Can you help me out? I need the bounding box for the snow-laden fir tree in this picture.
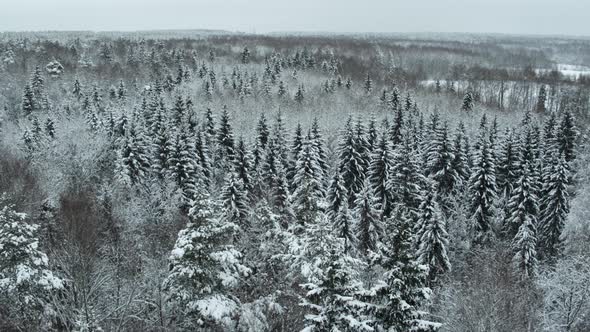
[221,171,250,232]
[538,153,570,258]
[415,181,451,283]
[168,128,201,203]
[355,179,382,255]
[370,207,441,331]
[427,121,458,195]
[253,113,270,170]
[389,134,424,216]
[369,131,394,218]
[333,198,356,254]
[298,215,373,332]
[512,213,538,280]
[292,138,325,226]
[557,110,578,162]
[151,125,173,180]
[310,117,329,179]
[216,106,236,168]
[0,198,63,328]
[234,137,253,196]
[22,84,35,116]
[115,126,151,186]
[327,170,348,224]
[164,190,251,329]
[338,116,368,206]
[504,158,539,239]
[497,129,521,200]
[451,121,470,187]
[468,135,498,244]
[461,91,474,112]
[364,73,373,94]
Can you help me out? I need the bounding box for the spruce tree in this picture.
[369,131,394,218]
[355,180,382,255]
[115,127,151,186]
[461,91,474,112]
[504,160,539,239]
[538,154,570,258]
[221,171,250,231]
[512,215,538,280]
[327,171,348,224]
[371,208,441,331]
[164,192,250,329]
[22,84,35,116]
[415,182,451,282]
[427,121,458,195]
[338,117,368,206]
[468,136,498,244]
[292,139,325,226]
[557,110,578,162]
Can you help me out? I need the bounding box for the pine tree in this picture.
[355,180,382,255]
[468,136,498,244]
[538,153,570,258]
[164,193,250,329]
[415,182,451,282]
[172,95,186,127]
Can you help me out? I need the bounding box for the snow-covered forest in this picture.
[0,31,589,331]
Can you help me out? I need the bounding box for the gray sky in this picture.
[1,0,588,36]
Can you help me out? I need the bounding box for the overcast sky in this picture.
[1,0,588,36]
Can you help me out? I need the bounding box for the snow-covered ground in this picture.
[537,64,590,78]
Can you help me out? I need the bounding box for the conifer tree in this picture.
[538,153,570,258]
[221,171,250,231]
[504,160,539,239]
[461,91,474,112]
[292,139,325,226]
[334,199,356,254]
[468,136,498,244]
[327,171,348,224]
[355,180,382,255]
[234,137,253,195]
[427,121,458,195]
[164,192,250,329]
[536,85,547,113]
[299,216,373,332]
[415,182,451,282]
[22,84,35,116]
[217,106,236,166]
[0,199,63,327]
[497,129,521,199]
[152,126,172,180]
[168,129,200,203]
[364,73,373,94]
[369,131,394,218]
[338,117,368,206]
[557,110,578,162]
[512,215,538,280]
[115,128,151,186]
[294,84,305,104]
[371,208,440,331]
[389,135,424,216]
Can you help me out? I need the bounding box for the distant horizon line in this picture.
[0,28,589,40]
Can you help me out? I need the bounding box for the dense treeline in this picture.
[0,32,589,331]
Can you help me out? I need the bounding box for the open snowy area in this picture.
[1,1,590,331]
